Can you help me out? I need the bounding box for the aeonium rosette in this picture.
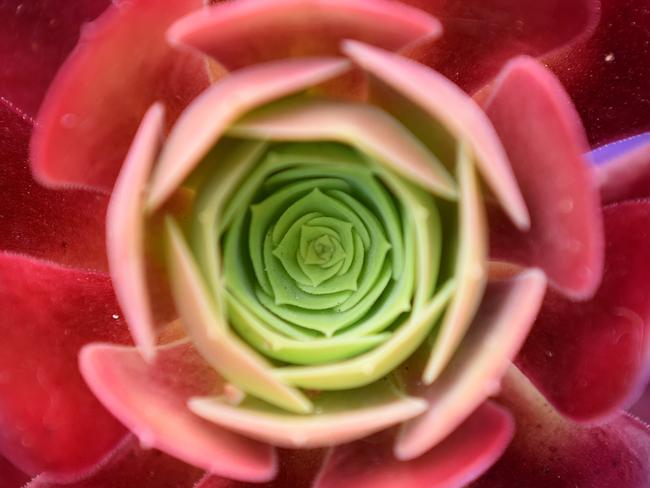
[9,0,650,486]
[74,0,549,478]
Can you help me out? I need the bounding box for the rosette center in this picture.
[243,164,394,336]
[275,208,353,287]
[172,132,457,410]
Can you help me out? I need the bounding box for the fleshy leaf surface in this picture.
[80,340,276,482]
[484,56,603,300]
[229,98,456,199]
[0,0,110,118]
[316,401,513,488]
[397,269,546,460]
[272,280,454,390]
[146,58,350,211]
[166,219,313,414]
[400,0,600,95]
[196,449,326,488]
[0,253,130,481]
[189,381,427,449]
[515,200,650,421]
[0,92,108,271]
[343,41,529,229]
[26,435,203,488]
[107,103,165,360]
[31,0,209,192]
[170,0,441,71]
[472,366,650,487]
[422,141,487,384]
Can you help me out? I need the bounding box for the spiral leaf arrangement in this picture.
[158,86,486,445]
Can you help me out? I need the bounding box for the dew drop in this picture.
[111,313,120,320]
[60,113,78,128]
[558,198,574,213]
[560,238,583,253]
[113,0,134,12]
[223,384,245,405]
[604,52,615,62]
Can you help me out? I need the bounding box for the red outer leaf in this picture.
[0,253,131,482]
[549,0,650,146]
[0,96,109,271]
[170,0,441,71]
[484,56,603,300]
[516,200,650,421]
[196,449,326,488]
[31,0,209,193]
[400,0,600,94]
[315,402,513,488]
[0,0,110,118]
[396,269,546,460]
[472,366,650,487]
[26,435,203,488]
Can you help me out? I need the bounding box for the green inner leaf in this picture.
[173,132,454,405]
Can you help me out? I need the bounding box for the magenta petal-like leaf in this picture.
[516,200,650,421]
[396,269,545,460]
[315,401,513,488]
[0,93,109,271]
[485,56,603,300]
[343,41,529,229]
[146,57,349,211]
[79,341,276,482]
[169,0,440,71]
[0,253,131,481]
[107,103,165,360]
[30,0,209,193]
[400,0,600,94]
[26,435,203,488]
[0,0,109,118]
[472,366,650,487]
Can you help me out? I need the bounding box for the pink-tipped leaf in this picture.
[80,340,277,482]
[107,103,165,361]
[169,0,441,70]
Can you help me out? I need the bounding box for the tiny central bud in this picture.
[303,234,342,267]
